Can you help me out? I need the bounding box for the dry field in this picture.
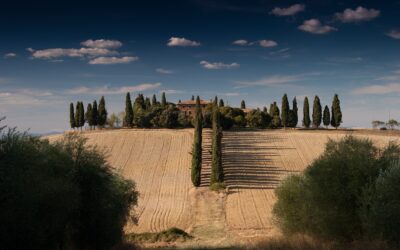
[47,129,194,234]
[46,129,400,247]
[222,129,400,242]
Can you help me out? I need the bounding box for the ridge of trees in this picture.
[68,93,342,130]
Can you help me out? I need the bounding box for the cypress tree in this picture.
[312,95,322,128]
[213,96,218,106]
[134,94,145,111]
[292,97,298,127]
[161,92,167,107]
[124,93,134,128]
[98,96,107,127]
[281,94,289,128]
[323,105,330,128]
[331,94,342,129]
[269,103,274,116]
[92,100,98,127]
[152,94,157,106]
[69,103,76,129]
[241,100,246,109]
[191,95,195,101]
[145,97,151,110]
[75,101,80,130]
[211,103,223,184]
[263,106,268,113]
[219,99,224,107]
[191,96,203,187]
[303,97,311,128]
[79,102,85,129]
[86,103,93,129]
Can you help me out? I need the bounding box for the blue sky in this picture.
[1,0,400,132]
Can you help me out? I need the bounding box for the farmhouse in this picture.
[177,99,210,117]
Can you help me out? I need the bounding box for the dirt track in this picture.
[46,129,400,246]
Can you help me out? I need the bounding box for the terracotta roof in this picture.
[242,108,254,113]
[178,100,210,105]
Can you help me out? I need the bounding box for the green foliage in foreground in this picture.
[126,227,192,243]
[273,136,400,246]
[0,129,138,250]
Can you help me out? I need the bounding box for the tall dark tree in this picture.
[213,96,218,106]
[79,102,85,129]
[85,103,93,129]
[145,97,151,110]
[281,94,289,128]
[263,106,268,113]
[191,95,195,101]
[211,104,223,184]
[303,97,311,128]
[331,94,342,129]
[292,97,298,127]
[98,96,107,127]
[219,99,224,107]
[241,100,246,109]
[312,95,322,128]
[92,100,99,127]
[191,96,203,187]
[161,92,167,107]
[70,103,76,129]
[152,94,157,106]
[124,93,134,128]
[75,101,80,130]
[134,94,145,111]
[323,105,330,128]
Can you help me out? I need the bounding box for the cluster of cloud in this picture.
[387,30,400,39]
[235,75,300,88]
[270,4,305,16]
[335,6,380,23]
[200,60,240,70]
[271,5,381,35]
[232,39,278,48]
[4,53,16,58]
[66,83,161,95]
[298,19,337,35]
[353,70,400,95]
[156,68,174,74]
[27,39,138,65]
[167,37,200,47]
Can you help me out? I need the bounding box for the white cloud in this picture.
[257,40,278,48]
[335,6,380,23]
[219,92,239,96]
[353,83,400,95]
[167,37,201,47]
[232,39,277,48]
[29,47,117,59]
[156,68,174,74]
[0,88,59,106]
[4,53,16,58]
[88,56,138,65]
[66,83,161,95]
[298,19,337,34]
[271,4,305,16]
[232,39,249,46]
[235,75,300,88]
[387,30,400,39]
[200,60,240,70]
[159,89,184,94]
[81,39,122,49]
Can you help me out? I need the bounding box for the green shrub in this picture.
[126,227,191,243]
[0,130,138,249]
[361,160,400,246]
[273,136,400,241]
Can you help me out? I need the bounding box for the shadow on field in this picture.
[222,131,298,190]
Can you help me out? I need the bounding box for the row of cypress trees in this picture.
[191,96,203,186]
[124,92,167,127]
[69,96,108,130]
[302,94,342,129]
[211,97,224,185]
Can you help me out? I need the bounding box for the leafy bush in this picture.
[126,227,191,243]
[361,160,400,246]
[273,136,400,242]
[0,130,138,249]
